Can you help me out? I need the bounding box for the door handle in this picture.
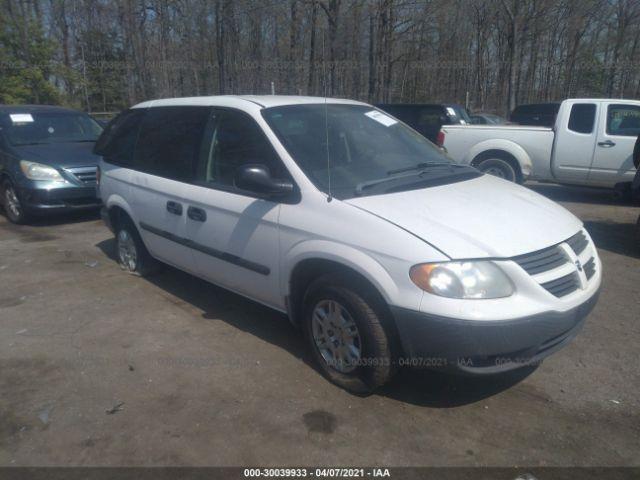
[597,140,616,147]
[166,201,183,215]
[187,206,207,222]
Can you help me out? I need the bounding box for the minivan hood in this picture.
[345,175,582,259]
[11,142,100,168]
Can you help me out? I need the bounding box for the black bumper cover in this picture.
[18,185,101,214]
[390,289,600,375]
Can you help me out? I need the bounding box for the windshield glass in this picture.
[2,111,103,146]
[262,104,479,199]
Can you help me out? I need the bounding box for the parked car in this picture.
[470,113,507,125]
[0,105,103,224]
[510,103,560,127]
[439,98,640,185]
[97,96,601,393]
[376,103,471,143]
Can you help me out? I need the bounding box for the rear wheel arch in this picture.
[471,149,524,183]
[107,205,131,232]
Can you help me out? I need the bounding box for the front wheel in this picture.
[476,158,517,182]
[2,179,29,224]
[303,274,394,394]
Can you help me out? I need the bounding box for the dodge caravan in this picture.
[96,96,601,393]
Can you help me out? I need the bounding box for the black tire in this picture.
[302,273,394,394]
[114,215,160,277]
[476,157,518,182]
[1,179,29,224]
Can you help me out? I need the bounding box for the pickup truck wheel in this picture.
[303,274,394,395]
[476,158,517,182]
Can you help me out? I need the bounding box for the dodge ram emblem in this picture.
[575,259,583,272]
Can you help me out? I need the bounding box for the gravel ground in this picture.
[0,182,638,467]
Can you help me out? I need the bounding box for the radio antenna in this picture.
[322,29,332,202]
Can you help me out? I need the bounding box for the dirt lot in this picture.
[0,183,639,467]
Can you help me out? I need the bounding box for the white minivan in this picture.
[96,96,601,393]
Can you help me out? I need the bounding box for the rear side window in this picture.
[134,106,212,182]
[568,104,596,134]
[510,103,560,127]
[607,104,640,136]
[93,109,144,166]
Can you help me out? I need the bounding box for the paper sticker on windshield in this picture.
[446,107,456,117]
[10,113,34,124]
[365,110,397,127]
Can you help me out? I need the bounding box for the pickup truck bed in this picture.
[440,99,640,188]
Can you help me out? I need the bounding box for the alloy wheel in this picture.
[311,299,362,373]
[117,229,138,272]
[5,185,22,220]
[484,166,507,178]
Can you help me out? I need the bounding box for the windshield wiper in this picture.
[387,162,460,175]
[356,163,472,196]
[355,171,419,195]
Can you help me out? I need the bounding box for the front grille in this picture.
[541,272,580,298]
[583,257,596,280]
[513,245,567,275]
[511,229,596,299]
[566,231,589,255]
[65,166,97,184]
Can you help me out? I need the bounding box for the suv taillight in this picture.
[436,131,445,147]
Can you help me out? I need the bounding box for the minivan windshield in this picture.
[2,112,103,146]
[262,104,480,199]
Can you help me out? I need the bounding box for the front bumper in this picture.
[390,288,600,375]
[17,184,101,215]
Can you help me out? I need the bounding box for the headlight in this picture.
[410,261,514,299]
[20,161,66,182]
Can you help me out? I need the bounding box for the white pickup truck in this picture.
[439,98,640,187]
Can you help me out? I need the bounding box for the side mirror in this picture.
[235,164,294,197]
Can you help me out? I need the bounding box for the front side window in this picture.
[568,103,596,134]
[3,111,102,146]
[94,109,145,167]
[134,106,212,182]
[607,104,640,136]
[196,109,287,187]
[262,104,480,199]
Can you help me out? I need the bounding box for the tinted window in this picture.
[376,105,448,142]
[197,109,287,188]
[568,104,596,134]
[607,104,640,136]
[94,109,145,167]
[446,105,472,123]
[2,111,102,146]
[134,106,212,182]
[510,103,560,127]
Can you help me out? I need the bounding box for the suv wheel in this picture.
[303,274,394,394]
[115,218,160,276]
[477,158,517,182]
[2,179,28,224]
